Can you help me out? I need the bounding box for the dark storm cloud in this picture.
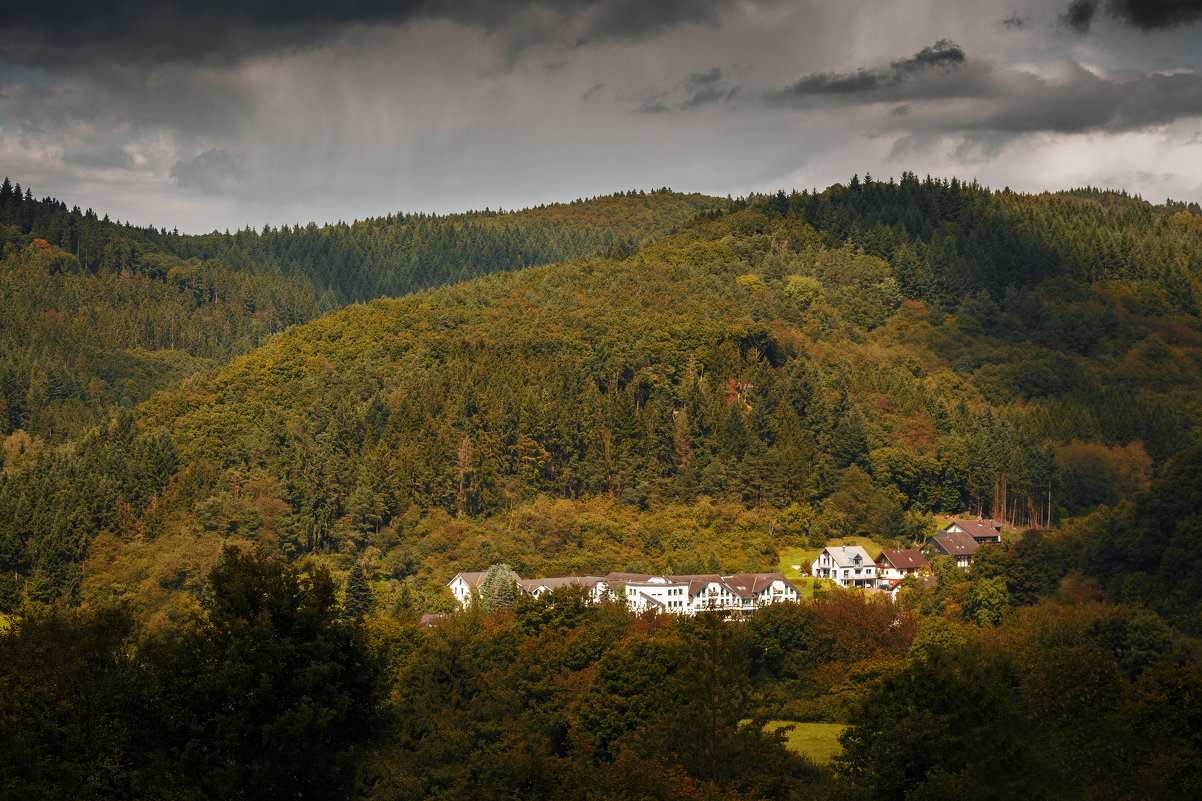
[776,40,966,98]
[771,37,1202,139]
[0,0,737,69]
[572,0,732,44]
[975,69,1202,133]
[1061,0,1099,33]
[1060,0,1202,33]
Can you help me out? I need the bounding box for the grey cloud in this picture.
[771,37,1202,139]
[1001,12,1029,29]
[775,39,966,99]
[634,99,671,114]
[64,145,135,171]
[1059,0,1202,33]
[0,0,739,70]
[582,82,606,102]
[682,85,739,109]
[170,148,246,194]
[686,67,723,88]
[881,61,1202,140]
[681,67,738,109]
[632,66,740,113]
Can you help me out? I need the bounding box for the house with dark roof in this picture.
[874,549,930,588]
[943,518,1003,544]
[924,530,982,569]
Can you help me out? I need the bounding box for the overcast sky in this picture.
[2,0,1201,233]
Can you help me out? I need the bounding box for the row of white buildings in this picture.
[450,520,1004,612]
[449,570,800,616]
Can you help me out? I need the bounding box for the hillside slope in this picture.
[2,176,1201,626]
[1,184,721,444]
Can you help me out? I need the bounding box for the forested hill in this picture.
[0,181,721,444]
[162,189,723,302]
[3,174,1199,628]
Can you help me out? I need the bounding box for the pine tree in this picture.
[343,563,372,621]
[478,563,517,612]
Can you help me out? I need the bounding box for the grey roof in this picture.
[817,545,875,569]
[667,573,726,597]
[722,572,799,597]
[451,571,489,587]
[517,576,607,593]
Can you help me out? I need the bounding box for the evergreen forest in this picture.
[1,174,1200,800]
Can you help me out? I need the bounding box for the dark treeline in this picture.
[163,188,714,303]
[765,173,1202,312]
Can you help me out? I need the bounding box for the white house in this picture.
[811,545,877,588]
[448,568,522,609]
[675,574,736,613]
[616,575,693,614]
[722,572,800,610]
[448,571,489,609]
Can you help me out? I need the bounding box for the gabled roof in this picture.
[817,545,875,569]
[451,568,522,588]
[876,549,929,570]
[668,574,726,597]
[450,571,489,587]
[927,530,980,556]
[517,576,607,593]
[946,518,1002,540]
[721,572,798,597]
[605,572,654,585]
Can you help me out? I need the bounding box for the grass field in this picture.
[778,537,885,581]
[766,721,846,765]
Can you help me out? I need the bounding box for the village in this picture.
[448,518,1004,616]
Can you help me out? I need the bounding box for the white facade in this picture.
[811,546,877,588]
[449,570,800,616]
[448,572,487,609]
[623,576,692,614]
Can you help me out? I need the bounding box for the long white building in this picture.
[449,569,799,615]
